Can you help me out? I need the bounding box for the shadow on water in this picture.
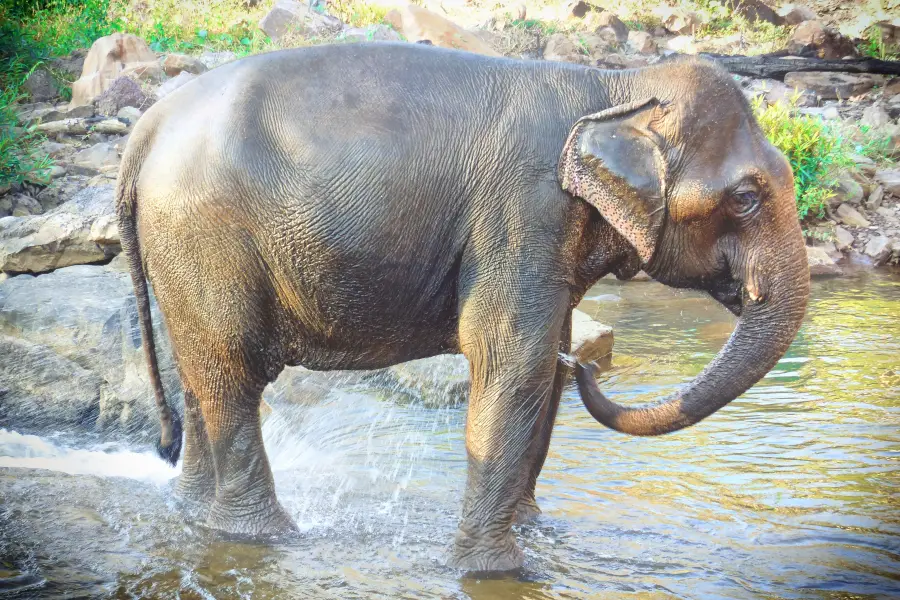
[1,271,899,598]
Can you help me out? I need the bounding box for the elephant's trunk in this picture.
[576,252,809,436]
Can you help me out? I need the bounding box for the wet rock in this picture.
[23,69,58,102]
[806,245,842,276]
[0,262,180,434]
[0,335,104,430]
[259,0,342,41]
[784,72,882,100]
[0,186,119,274]
[70,34,158,107]
[788,20,856,59]
[866,185,885,211]
[627,30,657,54]
[73,143,119,170]
[834,225,854,251]
[96,76,151,116]
[116,106,142,124]
[594,11,629,46]
[570,308,613,363]
[864,236,892,265]
[832,176,864,205]
[155,71,196,100]
[161,53,208,77]
[340,24,403,43]
[836,203,871,228]
[777,3,817,25]
[544,34,586,64]
[861,104,891,129]
[385,5,501,56]
[875,169,900,196]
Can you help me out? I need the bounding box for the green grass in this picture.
[857,24,900,61]
[753,93,855,222]
[329,0,389,28]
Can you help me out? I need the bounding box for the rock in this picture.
[9,194,42,217]
[91,119,128,135]
[875,169,900,196]
[49,49,86,78]
[0,263,180,434]
[95,77,151,116]
[259,0,341,41]
[578,33,614,58]
[864,236,892,265]
[594,54,652,70]
[0,335,105,430]
[35,118,87,136]
[566,0,590,19]
[764,79,816,107]
[627,30,657,54]
[661,9,701,36]
[155,71,196,101]
[788,20,857,59]
[875,206,895,219]
[834,225,854,251]
[23,69,58,102]
[385,5,501,56]
[884,78,900,100]
[851,154,877,177]
[197,51,237,69]
[543,33,586,63]
[783,72,882,100]
[832,175,864,205]
[720,0,784,25]
[35,177,89,212]
[861,104,891,129]
[340,24,403,43]
[806,245,842,276]
[0,186,120,274]
[70,34,158,108]
[88,213,119,245]
[866,185,884,211]
[73,143,119,170]
[836,203,871,228]
[161,53,208,77]
[30,104,96,125]
[570,308,613,364]
[777,3,817,25]
[116,106,142,124]
[594,11,628,46]
[119,61,164,83]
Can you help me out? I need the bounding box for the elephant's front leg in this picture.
[450,287,569,572]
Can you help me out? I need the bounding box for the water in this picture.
[2,272,899,599]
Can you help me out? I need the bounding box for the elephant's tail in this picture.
[115,140,182,466]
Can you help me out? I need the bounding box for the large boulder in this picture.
[23,69,58,102]
[543,33,586,64]
[95,76,151,116]
[783,72,882,100]
[384,4,501,56]
[0,186,120,274]
[594,11,629,46]
[259,0,342,41]
[875,169,900,196]
[70,34,158,108]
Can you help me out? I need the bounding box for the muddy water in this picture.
[1,272,899,599]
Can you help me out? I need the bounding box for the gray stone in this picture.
[73,142,118,170]
[594,11,629,45]
[661,9,701,35]
[0,186,120,274]
[35,176,89,212]
[806,245,841,276]
[788,20,856,59]
[861,104,891,129]
[23,69,58,102]
[10,194,42,217]
[836,203,871,228]
[91,119,128,135]
[155,71,196,100]
[340,24,403,43]
[864,236,892,265]
[851,154,877,177]
[833,176,864,205]
[866,185,885,210]
[161,53,208,77]
[35,118,87,136]
[777,4,817,25]
[875,206,895,218]
[784,72,883,100]
[95,77,150,116]
[116,106,142,124]
[39,140,67,157]
[259,0,341,41]
[875,169,900,196]
[197,51,237,69]
[626,30,657,54]
[543,33,586,64]
[834,225,854,251]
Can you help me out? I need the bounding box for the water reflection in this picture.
[1,271,899,598]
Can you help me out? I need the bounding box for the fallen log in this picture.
[692,53,900,80]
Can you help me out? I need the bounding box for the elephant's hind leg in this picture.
[174,385,216,507]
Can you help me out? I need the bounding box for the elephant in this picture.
[116,42,809,572]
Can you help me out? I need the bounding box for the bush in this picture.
[752,93,855,221]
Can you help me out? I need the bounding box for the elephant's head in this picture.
[558,57,809,436]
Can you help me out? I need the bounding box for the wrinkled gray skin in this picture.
[117,43,809,572]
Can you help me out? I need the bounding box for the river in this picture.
[1,272,898,599]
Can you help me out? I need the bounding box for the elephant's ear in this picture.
[559,98,669,264]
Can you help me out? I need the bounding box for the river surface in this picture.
[1,272,899,599]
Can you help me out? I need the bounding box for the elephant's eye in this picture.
[732,190,760,217]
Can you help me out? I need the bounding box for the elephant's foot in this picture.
[514,496,542,525]
[174,473,216,505]
[449,527,524,573]
[205,495,298,538]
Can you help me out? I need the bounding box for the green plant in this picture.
[753,93,854,221]
[329,0,389,28]
[858,24,900,60]
[0,61,52,188]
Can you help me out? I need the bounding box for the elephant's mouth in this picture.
[707,278,743,317]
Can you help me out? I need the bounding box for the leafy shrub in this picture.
[858,24,900,60]
[329,0,389,28]
[752,94,854,221]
